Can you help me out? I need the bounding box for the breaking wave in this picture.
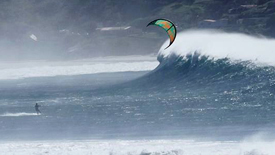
[146,30,275,93]
[1,139,275,155]
[122,30,275,127]
[0,56,158,80]
[158,30,275,65]
[1,139,274,155]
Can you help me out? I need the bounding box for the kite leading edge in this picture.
[147,19,177,49]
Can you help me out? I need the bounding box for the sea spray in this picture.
[158,30,275,66]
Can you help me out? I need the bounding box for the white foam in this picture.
[0,56,159,80]
[0,113,38,117]
[0,139,273,155]
[159,30,275,65]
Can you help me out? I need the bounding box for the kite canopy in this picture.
[147,19,177,49]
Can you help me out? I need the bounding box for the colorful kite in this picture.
[147,19,177,49]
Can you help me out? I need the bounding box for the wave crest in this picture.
[158,30,275,66]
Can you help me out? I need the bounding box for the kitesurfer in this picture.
[35,103,41,115]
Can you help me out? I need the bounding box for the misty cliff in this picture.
[0,0,275,60]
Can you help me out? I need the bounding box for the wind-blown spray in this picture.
[159,30,275,65]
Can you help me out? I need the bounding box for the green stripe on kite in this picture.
[147,19,177,49]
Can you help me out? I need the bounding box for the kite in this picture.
[147,19,177,49]
[30,34,38,41]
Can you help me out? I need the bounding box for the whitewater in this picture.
[0,55,158,80]
[159,30,275,65]
[1,30,275,155]
[1,139,274,155]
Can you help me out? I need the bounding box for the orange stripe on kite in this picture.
[147,18,177,49]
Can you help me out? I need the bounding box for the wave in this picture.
[120,31,275,120]
[141,30,275,89]
[0,113,38,117]
[0,61,158,80]
[158,30,275,66]
[0,139,274,155]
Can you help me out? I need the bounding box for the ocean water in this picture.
[1,31,275,154]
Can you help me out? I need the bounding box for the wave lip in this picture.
[158,30,275,66]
